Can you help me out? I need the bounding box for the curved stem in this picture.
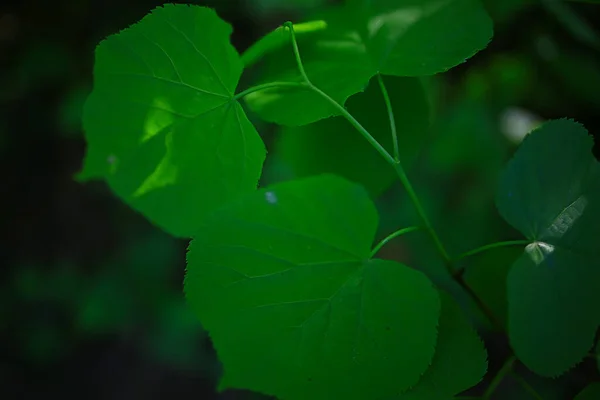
[455,240,529,262]
[370,226,420,258]
[234,81,307,100]
[283,22,502,333]
[483,355,516,400]
[377,74,400,162]
[283,21,311,83]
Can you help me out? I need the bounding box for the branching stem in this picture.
[283,22,507,333]
[234,81,307,101]
[238,22,525,398]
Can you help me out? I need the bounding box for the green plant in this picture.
[78,2,600,399]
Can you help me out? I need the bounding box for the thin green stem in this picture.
[283,21,311,83]
[377,74,400,162]
[234,81,307,101]
[392,163,452,266]
[309,85,396,164]
[509,371,544,400]
[282,22,395,165]
[283,22,502,333]
[455,240,530,262]
[370,226,420,258]
[483,355,516,400]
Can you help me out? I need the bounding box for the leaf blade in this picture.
[79,4,266,237]
[185,174,441,399]
[496,119,600,376]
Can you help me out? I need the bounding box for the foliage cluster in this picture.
[78,2,600,399]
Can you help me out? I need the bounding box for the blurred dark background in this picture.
[1,0,600,399]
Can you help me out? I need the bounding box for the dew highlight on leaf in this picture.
[265,191,278,204]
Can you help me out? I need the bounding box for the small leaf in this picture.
[496,119,600,377]
[79,4,266,237]
[276,75,430,197]
[574,382,600,400]
[397,292,487,400]
[244,0,492,125]
[185,174,440,400]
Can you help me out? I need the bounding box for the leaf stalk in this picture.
[369,226,420,258]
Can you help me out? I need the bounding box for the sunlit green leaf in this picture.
[276,75,430,197]
[185,174,440,400]
[79,4,266,237]
[496,119,600,377]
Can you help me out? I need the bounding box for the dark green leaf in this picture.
[496,119,600,377]
[574,383,600,400]
[276,75,430,197]
[397,292,487,400]
[185,174,440,400]
[79,4,266,237]
[244,0,492,125]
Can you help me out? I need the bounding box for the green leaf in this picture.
[185,174,440,400]
[243,0,492,126]
[496,119,600,377]
[574,383,600,400]
[397,292,487,400]
[243,23,374,126]
[275,75,430,197]
[79,4,266,237]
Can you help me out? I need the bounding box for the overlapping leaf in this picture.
[496,119,600,377]
[276,75,430,197]
[185,174,440,400]
[79,4,266,237]
[243,0,493,125]
[395,292,488,400]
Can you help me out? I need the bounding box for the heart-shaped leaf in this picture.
[185,174,440,400]
[79,4,266,237]
[496,119,600,377]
